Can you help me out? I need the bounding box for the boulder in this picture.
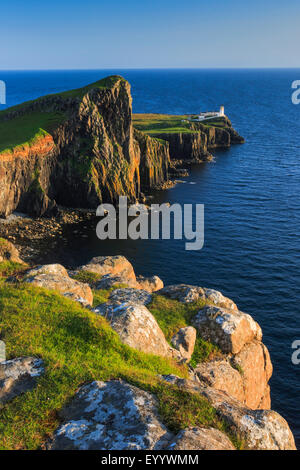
[109,288,152,306]
[167,427,235,450]
[94,302,176,358]
[95,274,136,290]
[232,341,272,409]
[80,256,136,283]
[48,380,174,450]
[0,357,44,406]
[193,305,262,354]
[137,275,164,293]
[171,327,197,361]
[0,238,24,264]
[195,359,245,404]
[23,264,93,306]
[158,284,237,310]
[161,375,296,450]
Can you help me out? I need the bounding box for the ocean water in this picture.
[1,69,300,446]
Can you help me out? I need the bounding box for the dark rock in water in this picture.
[47,380,174,450]
[0,357,44,405]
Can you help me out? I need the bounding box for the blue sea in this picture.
[1,69,300,446]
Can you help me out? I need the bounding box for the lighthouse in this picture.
[219,105,225,116]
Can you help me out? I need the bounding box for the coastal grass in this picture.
[0,111,66,154]
[0,265,231,449]
[148,294,221,365]
[133,113,227,136]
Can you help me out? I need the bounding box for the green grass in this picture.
[133,113,228,136]
[148,295,221,364]
[0,263,237,449]
[0,261,27,279]
[0,111,66,154]
[71,270,102,287]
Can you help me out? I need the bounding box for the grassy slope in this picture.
[0,75,124,155]
[0,263,232,450]
[133,113,227,136]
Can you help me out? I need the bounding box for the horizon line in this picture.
[1,66,300,72]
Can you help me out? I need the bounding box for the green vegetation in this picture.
[0,261,26,279]
[71,270,102,287]
[148,295,220,364]
[133,113,228,136]
[0,263,235,449]
[0,111,65,154]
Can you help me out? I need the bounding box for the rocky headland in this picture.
[0,240,296,450]
[0,76,244,219]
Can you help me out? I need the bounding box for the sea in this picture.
[1,68,300,446]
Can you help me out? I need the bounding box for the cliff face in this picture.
[152,117,245,161]
[0,77,169,217]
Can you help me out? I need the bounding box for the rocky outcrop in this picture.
[161,375,296,450]
[167,427,235,450]
[108,287,152,305]
[148,117,244,162]
[0,238,24,264]
[136,275,164,292]
[0,357,44,406]
[171,327,197,361]
[23,263,93,306]
[94,301,177,359]
[158,284,237,309]
[0,76,170,218]
[48,380,174,450]
[80,255,136,283]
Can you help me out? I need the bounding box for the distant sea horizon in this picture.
[1,68,300,447]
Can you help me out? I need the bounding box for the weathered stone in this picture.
[109,288,152,306]
[167,427,235,450]
[161,375,296,450]
[80,256,136,284]
[23,264,93,306]
[193,305,262,354]
[0,357,44,405]
[137,275,164,293]
[0,238,24,264]
[94,302,175,358]
[0,341,6,362]
[195,359,244,403]
[171,327,197,361]
[158,284,237,310]
[95,274,136,290]
[232,341,272,409]
[48,380,174,450]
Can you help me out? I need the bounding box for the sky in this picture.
[0,0,299,70]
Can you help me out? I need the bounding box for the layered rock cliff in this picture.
[0,76,170,218]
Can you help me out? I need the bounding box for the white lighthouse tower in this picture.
[219,105,225,116]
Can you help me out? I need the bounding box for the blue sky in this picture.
[0,0,299,69]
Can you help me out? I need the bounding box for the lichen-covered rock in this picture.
[0,238,24,264]
[93,302,176,358]
[80,256,136,284]
[137,275,164,293]
[171,327,197,361]
[95,274,136,290]
[0,357,44,405]
[167,427,235,450]
[158,284,237,310]
[161,375,296,450]
[48,380,174,450]
[195,359,244,403]
[109,288,152,306]
[193,305,262,354]
[23,264,93,306]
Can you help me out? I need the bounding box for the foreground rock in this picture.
[94,302,176,358]
[109,288,152,306]
[137,275,164,293]
[161,375,296,450]
[23,264,93,306]
[193,305,262,354]
[167,427,235,450]
[48,380,174,450]
[0,357,44,406]
[158,284,237,310]
[171,327,197,361]
[80,256,136,283]
[0,238,24,264]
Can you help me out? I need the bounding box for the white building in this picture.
[196,105,225,121]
